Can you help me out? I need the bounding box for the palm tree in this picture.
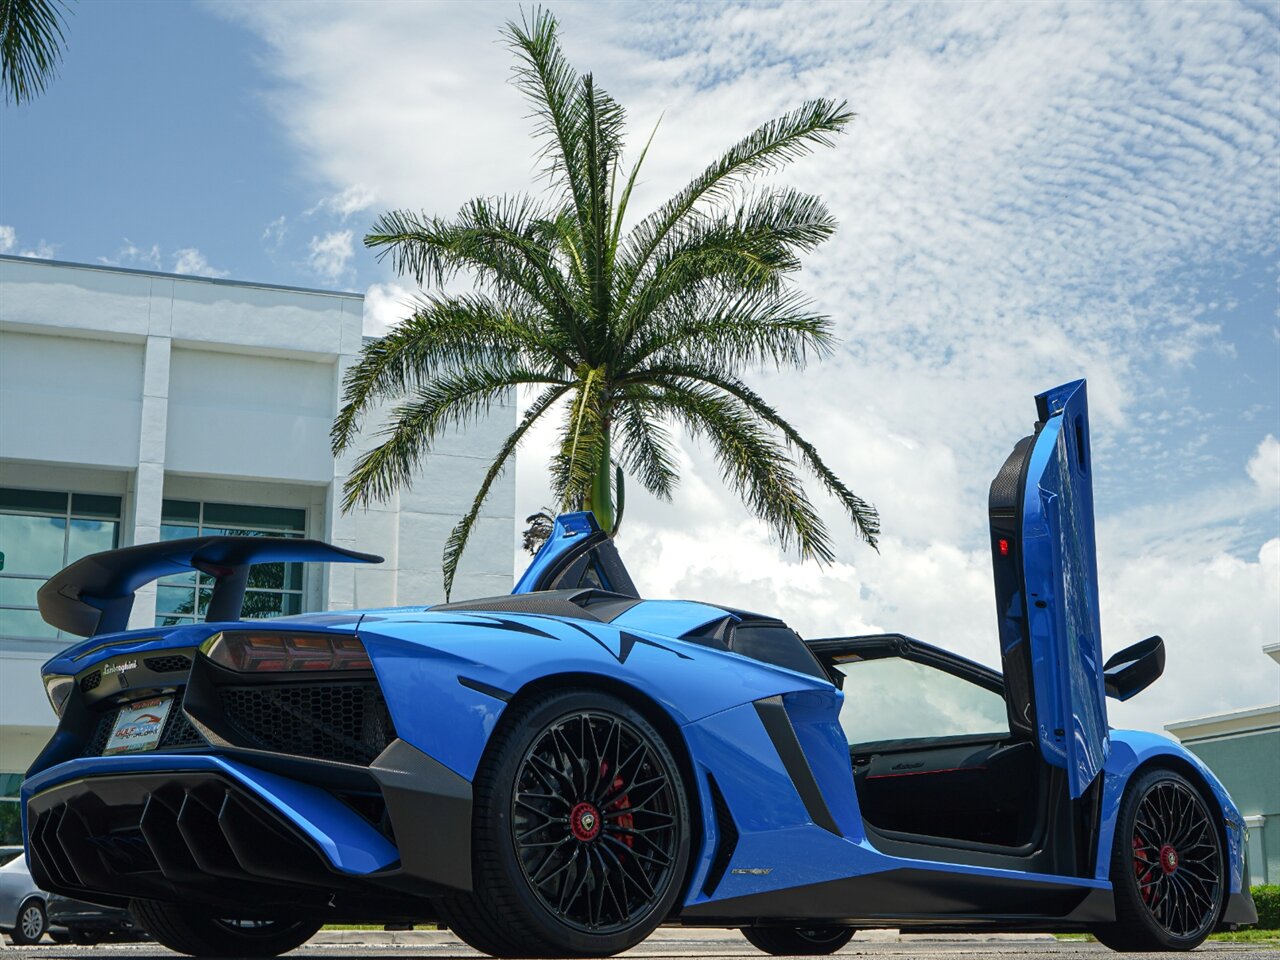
[333,8,878,599]
[1,0,70,105]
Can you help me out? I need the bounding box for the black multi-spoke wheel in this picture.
[512,710,680,933]
[438,688,690,958]
[742,924,855,955]
[1093,768,1225,952]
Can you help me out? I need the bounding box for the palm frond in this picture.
[617,187,838,344]
[578,73,623,336]
[1,0,69,105]
[641,364,879,547]
[615,98,853,310]
[365,197,571,320]
[341,364,565,512]
[332,293,562,455]
[611,115,660,254]
[625,288,833,372]
[612,391,679,500]
[645,382,834,562]
[443,383,571,599]
[503,8,591,222]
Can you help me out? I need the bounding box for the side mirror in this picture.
[1103,635,1165,701]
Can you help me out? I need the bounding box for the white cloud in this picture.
[98,240,228,278]
[307,230,355,285]
[1247,435,1280,496]
[19,240,56,259]
[262,215,288,251]
[100,239,162,270]
[309,184,376,220]
[172,247,230,278]
[1108,538,1280,732]
[0,225,15,253]
[222,0,1280,732]
[362,281,415,338]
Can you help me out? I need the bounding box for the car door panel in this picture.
[1017,380,1108,796]
[512,511,639,597]
[851,740,1039,848]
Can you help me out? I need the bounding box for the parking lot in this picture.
[1,929,1276,960]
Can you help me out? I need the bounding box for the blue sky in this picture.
[2,0,1277,730]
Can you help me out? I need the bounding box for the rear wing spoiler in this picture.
[38,537,382,638]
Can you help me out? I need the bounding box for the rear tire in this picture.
[130,900,321,957]
[1091,767,1225,952]
[10,898,47,945]
[439,688,691,958]
[741,925,854,955]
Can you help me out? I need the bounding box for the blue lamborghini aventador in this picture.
[21,380,1256,957]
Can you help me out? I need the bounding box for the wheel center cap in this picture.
[1159,843,1179,874]
[570,801,601,841]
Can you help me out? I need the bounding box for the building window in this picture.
[0,488,122,641]
[156,500,307,627]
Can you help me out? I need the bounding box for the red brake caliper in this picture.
[600,762,634,849]
[1133,834,1156,904]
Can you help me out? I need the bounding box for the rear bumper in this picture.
[22,741,471,917]
[24,753,398,877]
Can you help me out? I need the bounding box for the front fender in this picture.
[1098,729,1246,894]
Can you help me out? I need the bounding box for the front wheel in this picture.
[742,925,855,955]
[130,901,321,957]
[438,688,691,958]
[1092,768,1225,952]
[10,898,47,945]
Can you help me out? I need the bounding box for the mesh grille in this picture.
[161,709,205,748]
[80,671,101,693]
[218,681,395,766]
[84,711,113,757]
[144,655,193,674]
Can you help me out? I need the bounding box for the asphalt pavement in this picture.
[1,929,1276,960]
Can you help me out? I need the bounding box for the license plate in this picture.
[103,697,173,755]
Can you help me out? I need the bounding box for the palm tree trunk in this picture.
[584,426,615,534]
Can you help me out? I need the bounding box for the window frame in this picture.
[155,499,308,628]
[807,633,1011,751]
[0,488,122,642]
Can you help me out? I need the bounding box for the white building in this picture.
[0,255,517,843]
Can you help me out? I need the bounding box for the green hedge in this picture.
[1252,884,1280,930]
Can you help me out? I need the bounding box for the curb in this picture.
[308,929,1057,947]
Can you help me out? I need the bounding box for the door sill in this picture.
[862,820,1050,872]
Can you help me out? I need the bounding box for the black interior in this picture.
[850,736,1042,848]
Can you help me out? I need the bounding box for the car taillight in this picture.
[202,631,372,672]
[44,674,74,717]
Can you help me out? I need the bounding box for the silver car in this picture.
[0,853,47,945]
